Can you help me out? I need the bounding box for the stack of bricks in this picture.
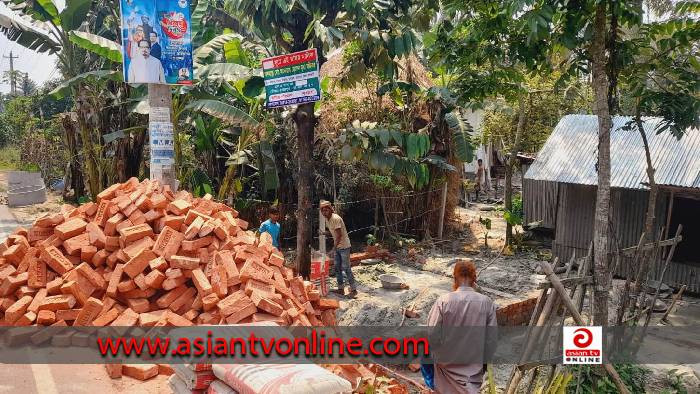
[0,178,340,375]
[495,296,538,326]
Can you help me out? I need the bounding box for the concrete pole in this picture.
[148,83,177,190]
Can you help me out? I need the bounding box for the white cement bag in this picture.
[212,364,352,394]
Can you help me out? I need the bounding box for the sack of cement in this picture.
[173,363,216,390]
[212,364,352,394]
[168,374,206,394]
[207,380,238,394]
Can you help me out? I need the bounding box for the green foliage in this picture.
[504,194,523,227]
[191,168,214,197]
[0,96,39,146]
[69,31,122,63]
[445,110,475,162]
[569,364,650,394]
[339,121,439,190]
[365,233,377,246]
[369,174,404,193]
[0,146,21,170]
[661,369,689,394]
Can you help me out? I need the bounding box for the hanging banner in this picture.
[120,0,194,85]
[262,48,321,108]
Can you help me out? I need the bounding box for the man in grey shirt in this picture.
[427,259,498,393]
[320,200,357,298]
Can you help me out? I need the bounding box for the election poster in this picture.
[120,0,194,85]
[262,49,321,108]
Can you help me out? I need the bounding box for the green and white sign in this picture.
[262,49,321,108]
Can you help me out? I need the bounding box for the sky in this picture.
[0,1,62,94]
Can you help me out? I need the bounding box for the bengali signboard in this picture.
[120,0,194,85]
[262,49,321,108]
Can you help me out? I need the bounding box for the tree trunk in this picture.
[505,96,526,245]
[295,102,315,278]
[591,2,613,326]
[218,164,237,201]
[60,113,84,201]
[75,96,100,201]
[629,112,658,314]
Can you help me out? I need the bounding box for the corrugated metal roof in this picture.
[524,115,700,190]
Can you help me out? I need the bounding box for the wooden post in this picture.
[661,285,686,322]
[539,261,631,394]
[437,182,448,239]
[644,225,682,327]
[148,84,177,190]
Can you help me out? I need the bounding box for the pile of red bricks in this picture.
[0,177,339,331]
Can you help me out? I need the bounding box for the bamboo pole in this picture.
[539,261,631,394]
[661,285,686,323]
[644,225,682,327]
[437,182,448,239]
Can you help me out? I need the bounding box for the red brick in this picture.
[184,216,204,240]
[156,286,188,309]
[55,308,80,321]
[38,294,76,312]
[104,213,124,236]
[110,307,139,326]
[104,236,120,252]
[170,255,200,270]
[92,308,120,326]
[126,298,150,313]
[252,313,285,324]
[150,193,167,209]
[122,364,158,381]
[191,269,213,296]
[201,292,219,312]
[62,233,89,256]
[76,262,106,289]
[152,226,184,260]
[3,244,26,265]
[164,310,194,326]
[40,246,73,275]
[61,280,88,306]
[80,245,98,262]
[149,257,168,272]
[268,252,285,267]
[161,276,186,291]
[35,212,65,228]
[118,223,153,244]
[106,264,124,297]
[167,199,191,216]
[123,249,157,278]
[117,279,136,293]
[37,309,56,325]
[28,226,54,244]
[46,277,63,295]
[0,265,16,281]
[27,288,47,313]
[28,254,46,289]
[5,295,33,324]
[318,298,339,310]
[217,291,255,318]
[142,270,164,290]
[54,218,87,241]
[239,260,274,284]
[0,272,28,296]
[243,279,275,297]
[123,237,154,260]
[224,300,257,324]
[211,261,228,298]
[168,287,196,312]
[250,292,284,316]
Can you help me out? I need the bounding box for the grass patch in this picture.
[0,146,21,170]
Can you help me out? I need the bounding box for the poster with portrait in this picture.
[120,0,194,85]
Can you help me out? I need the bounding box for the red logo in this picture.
[161,12,187,39]
[573,328,593,348]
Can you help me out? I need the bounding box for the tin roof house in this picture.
[523,115,700,292]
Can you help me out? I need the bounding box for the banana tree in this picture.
[0,0,100,198]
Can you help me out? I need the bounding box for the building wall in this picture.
[523,179,559,229]
[532,183,699,291]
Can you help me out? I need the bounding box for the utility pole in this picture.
[3,51,19,95]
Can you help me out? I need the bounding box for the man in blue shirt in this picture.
[259,206,281,249]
